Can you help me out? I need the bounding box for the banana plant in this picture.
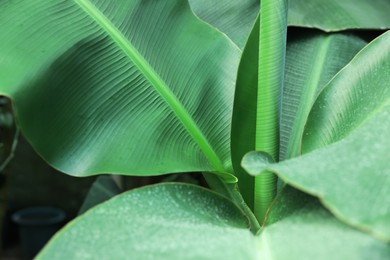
[0,0,390,259]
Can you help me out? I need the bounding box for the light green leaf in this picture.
[78,175,121,215]
[38,183,260,259]
[288,0,390,31]
[244,104,390,241]
[280,31,367,160]
[0,0,240,181]
[259,187,390,260]
[188,0,259,49]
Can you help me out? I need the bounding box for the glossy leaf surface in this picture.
[38,183,260,259]
[0,0,240,181]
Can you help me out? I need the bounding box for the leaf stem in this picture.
[254,0,288,223]
[203,173,261,233]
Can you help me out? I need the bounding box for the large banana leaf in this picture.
[38,183,260,259]
[0,0,240,181]
[39,175,390,259]
[242,31,390,241]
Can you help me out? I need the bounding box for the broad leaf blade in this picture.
[288,0,390,31]
[280,30,367,160]
[259,187,390,260]
[0,0,240,181]
[38,183,260,259]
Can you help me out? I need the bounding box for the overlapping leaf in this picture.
[303,31,390,152]
[243,31,390,241]
[258,187,390,260]
[0,0,240,181]
[231,0,288,214]
[38,184,260,259]
[280,30,367,160]
[289,0,390,31]
[188,0,390,48]
[188,0,259,49]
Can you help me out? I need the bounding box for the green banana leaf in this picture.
[242,31,390,241]
[280,30,367,160]
[38,183,260,259]
[245,105,390,241]
[0,0,240,182]
[231,22,366,208]
[232,0,288,220]
[258,187,390,260]
[230,17,259,208]
[39,178,390,259]
[303,30,390,152]
[188,0,390,48]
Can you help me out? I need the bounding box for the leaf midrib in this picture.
[74,0,225,173]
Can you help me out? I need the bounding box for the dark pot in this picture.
[11,207,66,258]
